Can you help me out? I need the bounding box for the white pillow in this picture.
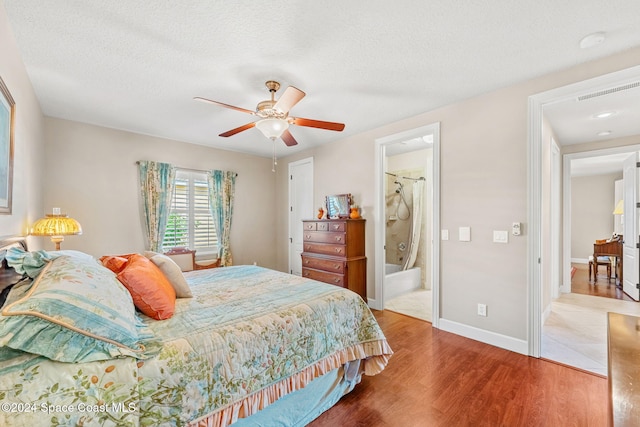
[148,254,193,298]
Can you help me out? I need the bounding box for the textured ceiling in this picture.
[3,1,640,158]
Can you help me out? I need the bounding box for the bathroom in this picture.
[383,140,432,321]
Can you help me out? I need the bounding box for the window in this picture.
[163,170,217,254]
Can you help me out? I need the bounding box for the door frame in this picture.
[528,65,640,357]
[374,122,441,327]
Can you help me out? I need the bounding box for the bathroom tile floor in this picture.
[384,289,432,322]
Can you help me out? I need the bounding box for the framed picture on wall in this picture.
[0,76,15,215]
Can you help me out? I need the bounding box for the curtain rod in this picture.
[135,161,238,176]
[385,172,425,181]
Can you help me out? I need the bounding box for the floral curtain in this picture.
[208,170,236,267]
[137,161,176,252]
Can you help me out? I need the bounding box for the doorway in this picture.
[529,64,640,360]
[374,123,440,326]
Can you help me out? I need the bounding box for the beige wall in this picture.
[42,118,278,267]
[0,5,45,241]
[278,46,640,342]
[571,173,620,260]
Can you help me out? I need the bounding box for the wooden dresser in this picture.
[301,219,366,300]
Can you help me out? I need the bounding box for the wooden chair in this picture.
[164,247,220,272]
[592,235,623,283]
[588,255,611,282]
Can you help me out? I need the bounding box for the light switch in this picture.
[512,222,521,236]
[442,229,449,241]
[493,230,509,243]
[459,227,471,242]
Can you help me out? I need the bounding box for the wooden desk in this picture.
[608,312,640,426]
[594,236,623,284]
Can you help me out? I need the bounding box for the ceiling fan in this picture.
[194,80,345,147]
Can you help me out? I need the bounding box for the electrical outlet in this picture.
[477,303,487,317]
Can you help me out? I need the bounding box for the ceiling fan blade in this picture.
[219,122,256,137]
[290,117,345,132]
[274,86,306,114]
[281,129,298,147]
[194,97,256,115]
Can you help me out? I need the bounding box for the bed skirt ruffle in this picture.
[190,339,393,427]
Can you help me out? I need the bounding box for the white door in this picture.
[622,152,639,301]
[288,158,314,275]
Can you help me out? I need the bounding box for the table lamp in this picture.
[31,208,83,250]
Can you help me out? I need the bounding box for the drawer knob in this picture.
[333,225,340,229]
[304,259,309,264]
[334,264,340,270]
[305,234,310,239]
[335,248,343,253]
[333,278,340,283]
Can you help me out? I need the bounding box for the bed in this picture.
[0,237,392,426]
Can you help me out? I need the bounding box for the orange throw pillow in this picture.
[100,255,130,274]
[116,254,176,320]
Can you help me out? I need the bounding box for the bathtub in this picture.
[384,264,421,300]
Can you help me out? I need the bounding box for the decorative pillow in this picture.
[148,253,193,298]
[100,255,131,274]
[116,254,176,320]
[0,255,159,363]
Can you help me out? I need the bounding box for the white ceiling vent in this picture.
[577,81,640,101]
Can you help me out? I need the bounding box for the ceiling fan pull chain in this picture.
[272,139,278,172]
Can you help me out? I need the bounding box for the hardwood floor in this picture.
[310,310,607,427]
[571,262,632,301]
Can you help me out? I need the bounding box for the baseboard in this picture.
[438,319,528,355]
[367,298,381,310]
[571,258,589,264]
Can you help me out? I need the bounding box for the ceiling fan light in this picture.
[256,118,289,140]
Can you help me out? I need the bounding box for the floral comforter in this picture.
[0,265,392,426]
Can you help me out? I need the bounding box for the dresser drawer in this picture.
[326,221,345,232]
[303,242,346,257]
[302,255,345,274]
[303,231,346,244]
[302,268,345,288]
[303,221,331,231]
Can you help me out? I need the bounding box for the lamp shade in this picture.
[613,199,624,215]
[255,118,289,140]
[31,213,82,250]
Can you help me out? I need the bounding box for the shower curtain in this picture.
[402,179,424,270]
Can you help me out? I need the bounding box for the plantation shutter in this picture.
[163,170,217,253]
[164,176,189,248]
[193,177,218,249]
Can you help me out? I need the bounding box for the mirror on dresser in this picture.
[325,194,352,218]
